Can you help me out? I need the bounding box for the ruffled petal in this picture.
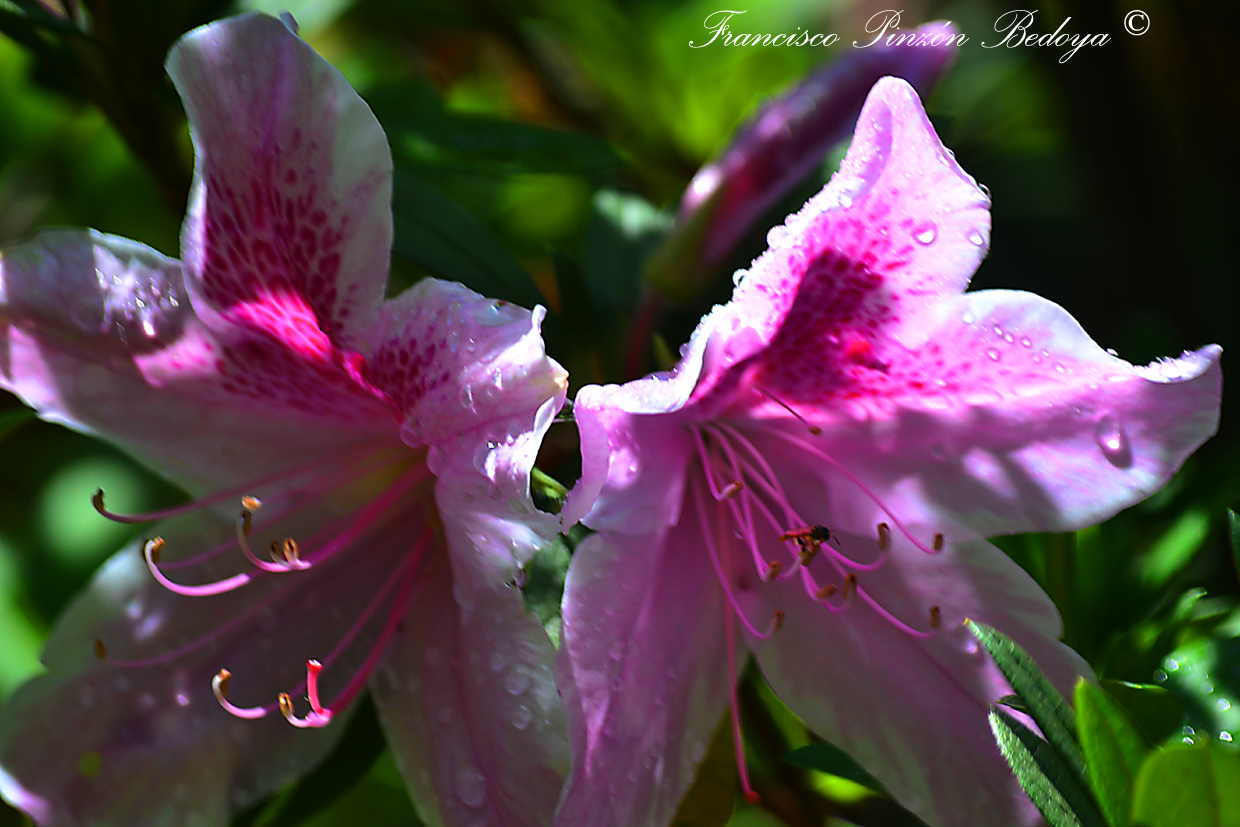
[691,76,990,402]
[747,529,1090,827]
[0,229,392,491]
[364,279,566,447]
[370,562,567,827]
[168,12,393,354]
[555,524,732,827]
[0,504,418,827]
[742,291,1221,536]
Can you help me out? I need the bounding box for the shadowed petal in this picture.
[748,531,1089,827]
[0,229,391,492]
[169,12,393,354]
[555,524,731,827]
[0,507,416,827]
[371,563,567,827]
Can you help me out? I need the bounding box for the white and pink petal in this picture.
[169,12,392,355]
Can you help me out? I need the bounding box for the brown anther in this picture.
[91,489,106,513]
[771,610,786,632]
[929,605,942,629]
[269,540,282,563]
[240,510,253,538]
[876,522,891,552]
[146,537,165,563]
[93,638,107,660]
[815,584,838,599]
[720,481,744,500]
[281,538,299,564]
[215,669,232,698]
[765,560,782,581]
[842,572,858,600]
[240,496,263,512]
[277,692,293,720]
[808,425,822,436]
[933,533,944,551]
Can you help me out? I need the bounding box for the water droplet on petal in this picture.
[766,225,788,247]
[454,766,487,808]
[732,269,748,287]
[914,223,937,245]
[1054,363,1067,374]
[1020,337,1032,348]
[962,311,975,324]
[986,348,1000,362]
[489,651,505,672]
[512,705,532,730]
[504,669,530,696]
[993,325,1004,338]
[967,229,985,246]
[1095,415,1130,467]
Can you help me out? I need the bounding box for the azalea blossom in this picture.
[0,13,568,826]
[556,77,1222,827]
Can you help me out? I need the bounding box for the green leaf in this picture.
[1131,744,1240,827]
[370,81,621,177]
[669,710,739,827]
[968,621,1088,782]
[230,693,386,827]
[783,742,886,794]
[389,171,542,309]
[530,467,568,514]
[519,524,589,648]
[989,707,1106,827]
[1228,509,1240,576]
[0,408,35,443]
[1099,680,1184,745]
[581,189,672,312]
[1076,678,1149,826]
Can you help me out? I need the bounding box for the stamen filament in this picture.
[144,537,252,597]
[691,480,775,641]
[213,669,267,719]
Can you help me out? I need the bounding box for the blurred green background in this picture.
[1,0,1238,825]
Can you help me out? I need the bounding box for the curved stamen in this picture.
[213,669,267,719]
[144,537,252,597]
[92,441,394,525]
[752,423,944,556]
[691,479,778,641]
[236,510,310,573]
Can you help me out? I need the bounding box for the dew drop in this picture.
[1054,363,1067,374]
[967,229,985,246]
[488,651,505,672]
[1106,348,1119,357]
[504,669,530,696]
[1095,415,1130,467]
[1221,731,1234,742]
[913,223,937,245]
[454,766,487,808]
[1020,337,1032,348]
[962,311,975,324]
[732,268,748,287]
[766,226,788,247]
[986,348,1000,362]
[1165,658,1180,672]
[512,705,532,730]
[1216,698,1232,712]
[993,325,1004,338]
[1004,333,1015,344]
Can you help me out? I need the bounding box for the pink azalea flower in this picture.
[0,13,569,826]
[556,77,1222,827]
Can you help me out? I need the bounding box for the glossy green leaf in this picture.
[989,706,1106,827]
[1157,633,1240,747]
[230,693,386,827]
[1076,678,1149,826]
[1131,744,1240,827]
[1228,509,1240,575]
[783,742,886,793]
[1100,680,1184,745]
[969,621,1088,781]
[389,171,542,309]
